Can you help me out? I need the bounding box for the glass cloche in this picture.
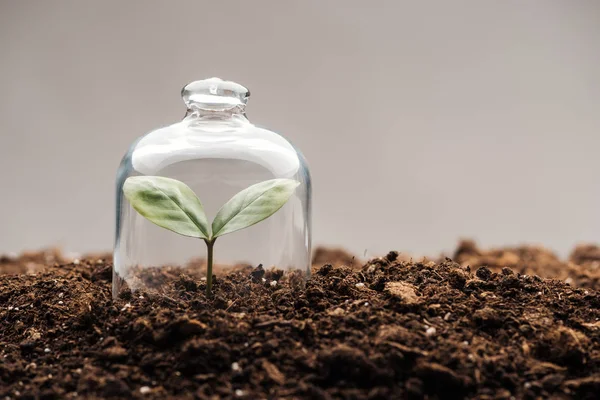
[113,78,311,298]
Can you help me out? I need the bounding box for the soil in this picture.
[2,243,600,399]
[453,240,600,290]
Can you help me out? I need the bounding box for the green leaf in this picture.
[123,176,211,239]
[212,179,300,238]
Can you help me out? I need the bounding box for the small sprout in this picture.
[269,280,277,287]
[124,177,299,296]
[355,282,365,288]
[44,348,51,353]
[425,326,436,337]
[235,389,244,397]
[58,301,64,305]
[58,293,64,298]
[231,362,241,372]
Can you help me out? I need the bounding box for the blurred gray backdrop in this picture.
[1,0,599,257]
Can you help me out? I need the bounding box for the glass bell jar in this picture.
[113,78,311,298]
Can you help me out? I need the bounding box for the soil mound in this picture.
[1,244,600,399]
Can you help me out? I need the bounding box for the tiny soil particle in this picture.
[1,243,600,399]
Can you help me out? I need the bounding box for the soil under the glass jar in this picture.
[1,243,600,399]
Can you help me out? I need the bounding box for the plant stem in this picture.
[206,239,215,296]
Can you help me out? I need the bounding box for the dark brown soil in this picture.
[2,243,600,399]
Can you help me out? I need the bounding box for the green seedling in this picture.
[123,176,299,296]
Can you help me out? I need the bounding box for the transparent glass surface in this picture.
[113,78,311,298]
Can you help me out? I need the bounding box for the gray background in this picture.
[1,0,599,258]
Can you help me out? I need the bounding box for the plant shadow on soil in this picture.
[1,242,600,399]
